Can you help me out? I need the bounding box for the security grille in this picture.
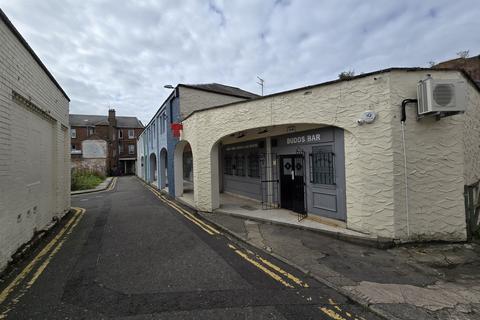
[309,148,336,185]
[296,148,308,221]
[259,153,279,209]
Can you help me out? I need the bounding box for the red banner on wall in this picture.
[171,123,183,137]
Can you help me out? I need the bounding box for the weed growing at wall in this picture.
[71,169,106,191]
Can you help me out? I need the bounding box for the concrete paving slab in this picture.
[199,209,480,320]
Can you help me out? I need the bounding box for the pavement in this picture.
[0,177,381,319]
[199,212,480,320]
[70,176,116,195]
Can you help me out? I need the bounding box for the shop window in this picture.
[235,155,245,176]
[224,155,233,175]
[310,146,335,185]
[248,153,260,178]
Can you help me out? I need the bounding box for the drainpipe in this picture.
[400,99,417,239]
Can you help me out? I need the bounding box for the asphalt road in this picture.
[0,177,380,319]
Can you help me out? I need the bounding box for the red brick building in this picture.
[70,109,144,175]
[434,54,480,86]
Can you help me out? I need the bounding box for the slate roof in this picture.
[69,114,144,128]
[179,83,259,99]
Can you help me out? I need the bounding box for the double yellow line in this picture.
[227,243,309,289]
[143,183,220,236]
[142,182,309,290]
[107,177,117,191]
[0,207,86,319]
[141,182,364,319]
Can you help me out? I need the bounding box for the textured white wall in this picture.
[389,70,476,241]
[0,19,70,271]
[180,70,479,241]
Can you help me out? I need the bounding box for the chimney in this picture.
[108,109,116,127]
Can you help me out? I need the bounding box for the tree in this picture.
[338,70,355,80]
[456,50,470,59]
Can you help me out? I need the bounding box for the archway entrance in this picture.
[173,141,194,206]
[212,124,347,221]
[149,153,157,184]
[159,148,168,190]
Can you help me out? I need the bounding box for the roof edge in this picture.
[178,84,258,99]
[0,9,70,102]
[182,67,480,122]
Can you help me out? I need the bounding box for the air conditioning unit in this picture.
[416,77,466,116]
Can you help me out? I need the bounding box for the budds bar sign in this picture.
[286,133,322,145]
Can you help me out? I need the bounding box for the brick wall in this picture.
[435,55,480,81]
[0,16,70,271]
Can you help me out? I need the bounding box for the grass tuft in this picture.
[71,170,106,191]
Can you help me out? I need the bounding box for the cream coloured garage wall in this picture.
[181,73,395,237]
[180,69,479,241]
[0,14,70,271]
[463,78,480,186]
[389,70,477,241]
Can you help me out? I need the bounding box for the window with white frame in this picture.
[128,144,135,154]
[118,130,123,139]
[128,129,134,139]
[71,128,76,139]
[119,143,123,154]
[88,127,94,136]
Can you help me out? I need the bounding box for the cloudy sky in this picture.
[2,0,479,124]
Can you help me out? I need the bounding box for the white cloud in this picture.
[2,0,479,123]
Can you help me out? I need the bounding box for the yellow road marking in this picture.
[329,298,337,305]
[228,244,237,250]
[255,255,309,288]
[319,307,347,320]
[166,200,220,235]
[108,177,117,191]
[144,183,220,235]
[0,208,83,305]
[0,208,85,319]
[27,208,85,286]
[233,250,294,288]
[146,186,213,233]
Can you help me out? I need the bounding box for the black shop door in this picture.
[280,155,305,213]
